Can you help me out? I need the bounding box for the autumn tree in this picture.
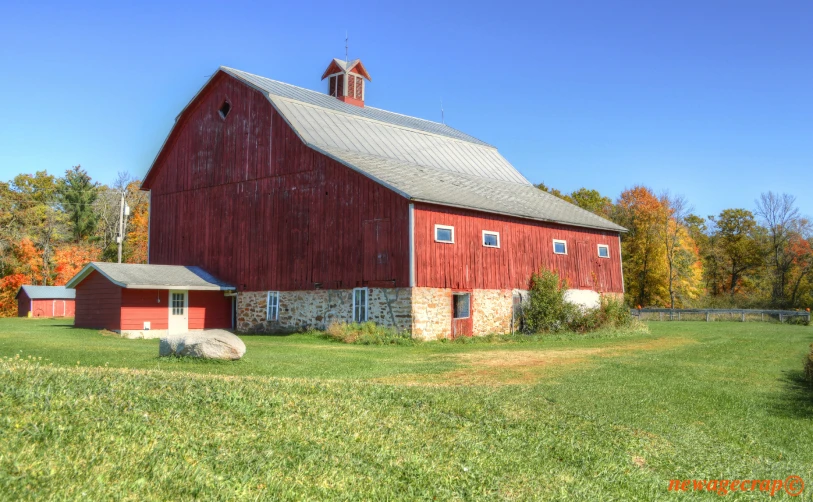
[715,209,764,295]
[660,193,695,308]
[614,186,669,307]
[786,233,813,307]
[569,188,614,218]
[755,192,800,306]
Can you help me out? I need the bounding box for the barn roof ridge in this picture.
[65,262,236,291]
[267,94,501,152]
[15,285,76,300]
[219,66,493,147]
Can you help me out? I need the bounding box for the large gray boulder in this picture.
[159,330,246,360]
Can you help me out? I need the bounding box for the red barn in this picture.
[138,58,626,339]
[15,286,76,318]
[66,262,234,338]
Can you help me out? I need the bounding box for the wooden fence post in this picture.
[706,312,710,322]
[741,312,745,322]
[660,312,663,321]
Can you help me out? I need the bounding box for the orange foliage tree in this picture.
[614,186,669,307]
[0,273,27,317]
[53,245,100,285]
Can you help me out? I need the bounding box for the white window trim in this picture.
[353,287,369,323]
[266,291,280,321]
[482,230,500,248]
[452,292,471,319]
[434,224,455,244]
[597,244,610,259]
[553,239,568,255]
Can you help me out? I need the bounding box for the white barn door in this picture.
[168,290,189,335]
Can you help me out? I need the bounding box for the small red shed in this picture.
[66,262,235,338]
[15,286,76,318]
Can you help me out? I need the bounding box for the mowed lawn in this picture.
[0,319,812,501]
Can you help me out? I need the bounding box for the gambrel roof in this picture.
[144,66,625,233]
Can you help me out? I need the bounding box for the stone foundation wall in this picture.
[471,289,513,336]
[410,288,520,340]
[236,286,617,339]
[410,288,452,340]
[237,288,412,333]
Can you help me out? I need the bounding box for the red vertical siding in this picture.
[74,271,122,330]
[146,73,410,291]
[414,203,623,292]
[120,289,169,330]
[17,294,75,318]
[16,290,30,317]
[30,299,48,317]
[188,291,232,330]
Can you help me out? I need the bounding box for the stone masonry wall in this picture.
[410,288,452,340]
[471,289,513,337]
[237,286,612,340]
[237,288,412,333]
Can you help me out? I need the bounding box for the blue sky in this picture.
[1,0,810,219]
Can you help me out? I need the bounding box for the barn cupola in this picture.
[321,58,372,107]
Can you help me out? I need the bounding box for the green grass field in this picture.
[1,318,811,500]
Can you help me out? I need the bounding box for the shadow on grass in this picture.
[770,370,813,419]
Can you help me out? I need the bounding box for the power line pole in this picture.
[117,191,130,263]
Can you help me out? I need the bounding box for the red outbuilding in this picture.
[16,286,76,318]
[65,262,235,338]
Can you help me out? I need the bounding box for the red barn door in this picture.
[575,241,593,288]
[451,291,472,338]
[363,219,391,283]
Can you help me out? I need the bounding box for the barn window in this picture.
[553,239,567,255]
[171,292,185,315]
[218,100,231,119]
[482,230,500,248]
[453,293,470,319]
[353,287,368,322]
[266,291,279,321]
[598,244,610,258]
[434,224,454,244]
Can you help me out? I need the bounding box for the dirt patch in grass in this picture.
[382,337,695,386]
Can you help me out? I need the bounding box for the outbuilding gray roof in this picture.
[220,67,625,233]
[16,285,75,300]
[65,262,235,291]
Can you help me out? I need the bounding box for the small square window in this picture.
[453,293,470,319]
[353,288,368,322]
[435,225,454,243]
[266,291,280,321]
[598,245,610,258]
[553,239,567,255]
[482,231,500,248]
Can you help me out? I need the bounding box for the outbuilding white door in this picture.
[168,290,189,335]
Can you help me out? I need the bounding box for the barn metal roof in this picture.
[15,285,76,300]
[221,67,625,232]
[221,67,492,146]
[65,263,236,291]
